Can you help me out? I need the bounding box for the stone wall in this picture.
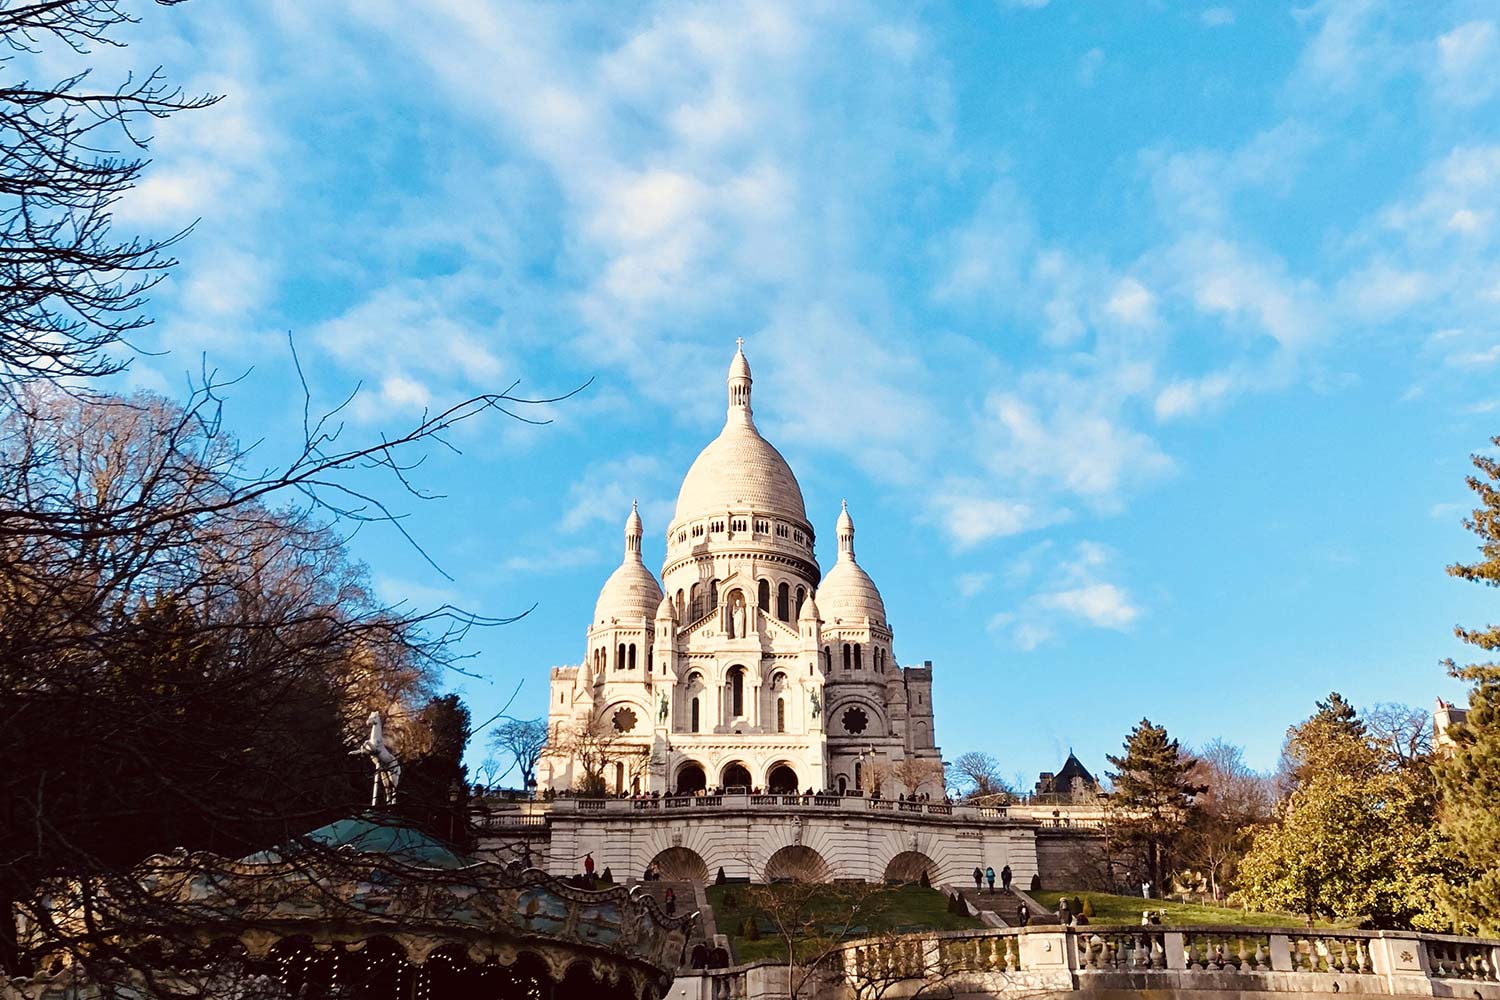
[485,796,1042,886]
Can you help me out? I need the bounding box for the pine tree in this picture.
[1435,436,1500,934]
[1106,719,1204,894]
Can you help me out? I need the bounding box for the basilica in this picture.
[541,343,943,800]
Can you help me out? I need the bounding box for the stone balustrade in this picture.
[830,924,1500,999]
[546,793,1013,823]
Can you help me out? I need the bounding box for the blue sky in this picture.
[70,1,1500,781]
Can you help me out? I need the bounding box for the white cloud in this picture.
[957,572,993,598]
[930,491,1055,549]
[1105,278,1157,326]
[1433,21,1500,108]
[559,455,668,534]
[1154,372,1237,421]
[992,542,1140,649]
[1202,8,1235,27]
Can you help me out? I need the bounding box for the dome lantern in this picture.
[727,337,752,419]
[836,499,855,560]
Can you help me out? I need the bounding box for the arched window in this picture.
[618,642,626,671]
[690,583,702,620]
[729,667,745,718]
[843,644,851,670]
[795,586,806,618]
[776,583,790,621]
[854,644,863,670]
[758,579,770,612]
[628,644,636,671]
[777,698,786,733]
[676,589,685,618]
[614,761,624,793]
[855,761,863,791]
[837,775,848,794]
[823,646,831,672]
[710,579,719,610]
[691,698,700,733]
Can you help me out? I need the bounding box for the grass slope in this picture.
[708,883,983,964]
[1029,890,1348,928]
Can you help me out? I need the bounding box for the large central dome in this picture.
[671,343,808,526]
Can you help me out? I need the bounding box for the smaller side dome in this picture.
[655,591,678,621]
[817,502,886,624]
[593,504,664,623]
[798,589,820,623]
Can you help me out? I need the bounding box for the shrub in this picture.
[601,867,614,884]
[1030,874,1042,892]
[743,917,760,941]
[919,869,931,888]
[1071,895,1083,916]
[1082,897,1095,918]
[716,866,727,885]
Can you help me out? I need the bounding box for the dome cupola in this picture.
[670,341,809,527]
[817,501,886,624]
[593,501,664,624]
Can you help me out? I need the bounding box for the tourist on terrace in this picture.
[1001,864,1013,891]
[972,866,983,891]
[584,853,595,880]
[985,865,996,893]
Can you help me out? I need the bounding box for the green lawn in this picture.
[1028,890,1347,928]
[708,883,983,964]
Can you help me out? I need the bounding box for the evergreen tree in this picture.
[1435,436,1500,934]
[1106,719,1203,894]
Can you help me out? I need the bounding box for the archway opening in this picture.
[676,761,706,795]
[650,846,710,884]
[765,845,832,883]
[722,761,751,791]
[883,850,937,885]
[767,764,798,794]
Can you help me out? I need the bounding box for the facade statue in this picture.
[658,692,669,723]
[352,710,401,807]
[810,689,821,718]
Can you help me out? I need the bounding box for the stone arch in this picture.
[766,762,798,794]
[676,760,706,795]
[883,851,937,885]
[650,846,709,884]
[721,760,751,790]
[765,844,831,883]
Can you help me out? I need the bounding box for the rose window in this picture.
[841,706,869,735]
[612,707,637,733]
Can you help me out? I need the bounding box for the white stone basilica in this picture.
[541,343,943,800]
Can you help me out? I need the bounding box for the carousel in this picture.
[8,717,694,1000]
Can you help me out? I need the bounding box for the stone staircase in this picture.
[942,884,1013,927]
[628,880,720,969]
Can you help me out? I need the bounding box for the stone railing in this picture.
[546,793,999,822]
[833,925,1500,999]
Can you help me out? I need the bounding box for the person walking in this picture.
[1000,864,1013,891]
[665,887,677,915]
[985,865,996,894]
[584,852,596,879]
[972,866,983,891]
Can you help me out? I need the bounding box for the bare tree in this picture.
[741,878,887,1000]
[892,758,944,798]
[548,710,650,795]
[1365,702,1434,768]
[488,717,548,789]
[950,751,1011,801]
[0,0,220,384]
[1180,739,1274,901]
